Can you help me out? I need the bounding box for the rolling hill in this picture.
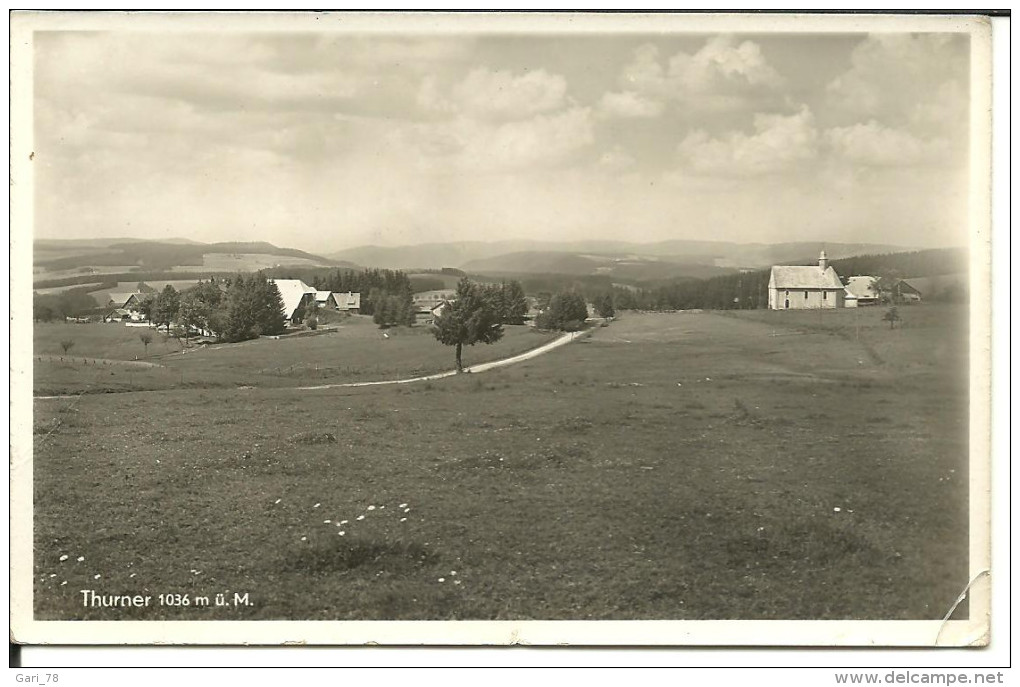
[332,239,914,283]
[33,239,359,285]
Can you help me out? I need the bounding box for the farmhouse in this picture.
[314,290,336,310]
[413,289,457,325]
[844,276,881,307]
[768,251,846,310]
[891,279,923,303]
[269,279,317,323]
[103,292,147,322]
[333,291,361,313]
[413,289,456,311]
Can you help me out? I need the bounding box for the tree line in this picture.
[143,274,287,343]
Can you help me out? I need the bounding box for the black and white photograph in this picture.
[10,11,995,649]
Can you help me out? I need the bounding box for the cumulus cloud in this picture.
[677,106,818,176]
[825,33,969,133]
[422,67,569,121]
[621,36,783,113]
[403,107,595,172]
[825,120,950,167]
[597,146,638,172]
[597,90,664,119]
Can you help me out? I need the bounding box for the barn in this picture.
[768,251,846,310]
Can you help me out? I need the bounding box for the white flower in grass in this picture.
[399,503,408,508]
[49,573,56,578]
[76,556,85,562]
[60,581,67,586]
[450,571,457,576]
[833,507,841,513]
[324,520,332,524]
[356,515,365,521]
[94,574,101,580]
[403,508,410,514]
[338,531,346,536]
[400,518,407,523]
[367,505,376,511]
[129,573,136,578]
[314,503,321,508]
[59,555,68,562]
[274,499,282,505]
[438,578,445,583]
[300,536,307,541]
[339,520,348,525]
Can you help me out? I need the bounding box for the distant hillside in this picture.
[332,239,912,274]
[461,251,736,281]
[611,247,969,312]
[828,247,967,280]
[33,239,357,283]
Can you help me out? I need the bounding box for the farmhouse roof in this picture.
[334,291,361,310]
[894,279,923,295]
[106,292,140,307]
[768,266,844,290]
[269,279,316,320]
[845,276,880,299]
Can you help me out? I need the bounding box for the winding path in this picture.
[35,329,592,399]
[294,329,590,390]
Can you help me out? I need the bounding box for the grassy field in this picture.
[31,305,970,620]
[32,317,558,395]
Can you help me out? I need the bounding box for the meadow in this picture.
[30,304,970,621]
[32,316,558,395]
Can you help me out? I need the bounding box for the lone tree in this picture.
[59,339,74,355]
[432,278,504,372]
[139,331,153,354]
[882,306,902,330]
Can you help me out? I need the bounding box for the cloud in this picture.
[825,33,969,133]
[404,107,595,172]
[597,146,638,172]
[677,106,818,176]
[597,91,664,119]
[825,120,950,167]
[422,67,569,121]
[621,36,784,113]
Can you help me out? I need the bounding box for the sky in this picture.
[31,22,975,253]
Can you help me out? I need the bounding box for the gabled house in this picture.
[891,279,923,303]
[333,291,361,313]
[413,289,457,311]
[768,251,846,310]
[269,279,317,323]
[314,290,336,310]
[413,290,456,325]
[844,276,881,307]
[104,292,147,322]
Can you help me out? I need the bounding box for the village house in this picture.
[269,279,318,323]
[413,289,456,325]
[314,290,336,310]
[333,291,362,313]
[103,292,147,322]
[768,251,846,310]
[890,279,923,303]
[844,276,881,307]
